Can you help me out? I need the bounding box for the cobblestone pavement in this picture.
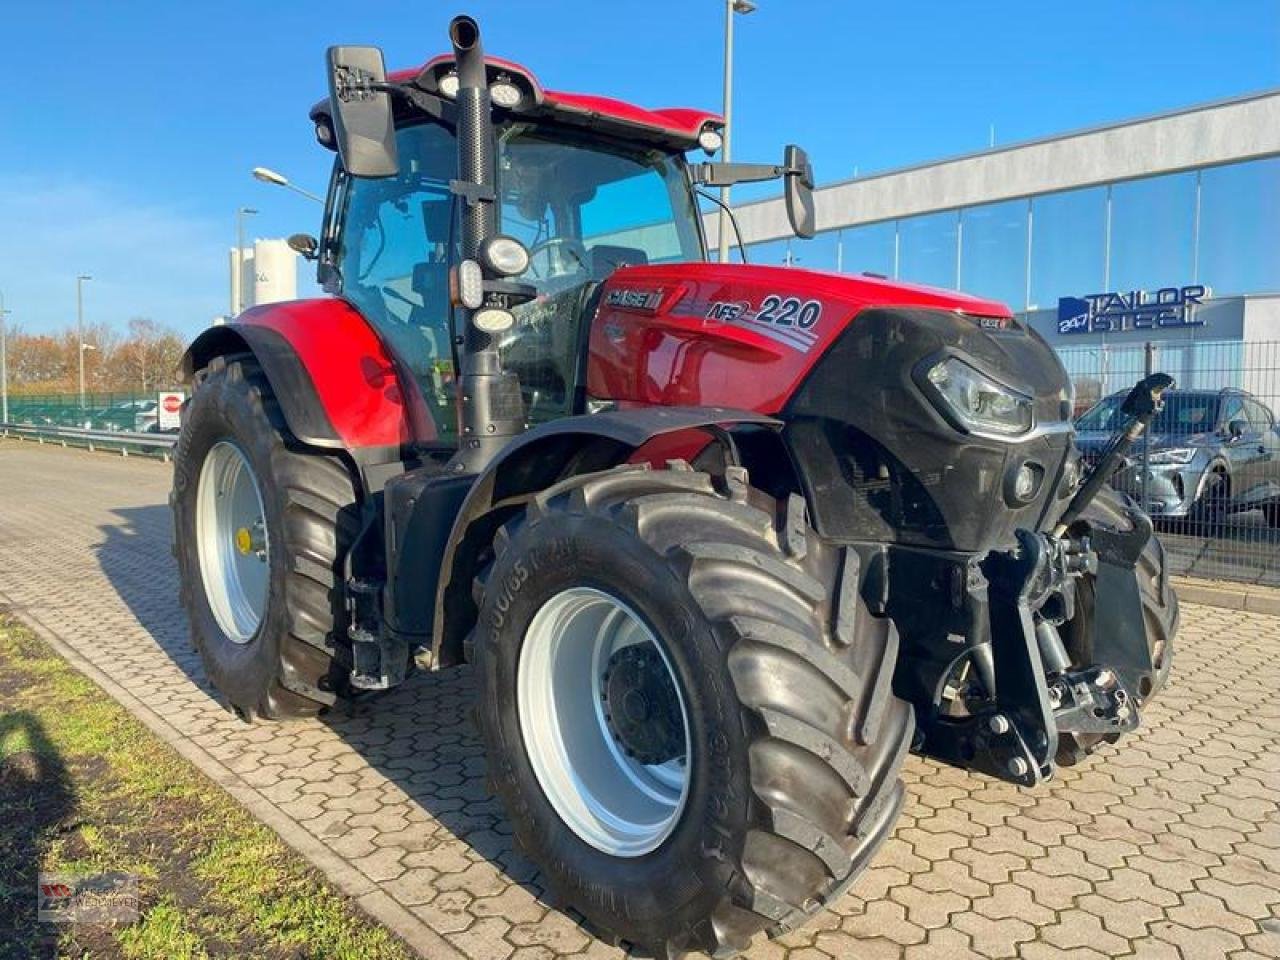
[2,440,1278,960]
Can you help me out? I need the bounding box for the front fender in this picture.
[430,406,781,666]
[181,298,433,453]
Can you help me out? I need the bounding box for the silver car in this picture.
[1075,388,1280,526]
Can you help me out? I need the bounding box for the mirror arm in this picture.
[692,161,785,188]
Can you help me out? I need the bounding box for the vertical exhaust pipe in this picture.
[448,14,525,472]
[450,16,496,260]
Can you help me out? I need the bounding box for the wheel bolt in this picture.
[1007,757,1029,777]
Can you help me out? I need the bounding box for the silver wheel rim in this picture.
[518,587,691,857]
[196,440,270,643]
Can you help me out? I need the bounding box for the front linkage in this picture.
[901,373,1175,786]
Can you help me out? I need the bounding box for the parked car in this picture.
[1075,387,1280,527]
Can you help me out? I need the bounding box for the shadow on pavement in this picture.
[0,711,77,959]
[94,503,573,942]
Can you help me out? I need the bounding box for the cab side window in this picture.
[337,123,459,439]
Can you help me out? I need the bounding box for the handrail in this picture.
[1,422,176,460]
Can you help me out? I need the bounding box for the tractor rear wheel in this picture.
[173,355,358,720]
[473,464,913,958]
[1060,485,1178,763]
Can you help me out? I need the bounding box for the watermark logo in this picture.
[38,872,139,924]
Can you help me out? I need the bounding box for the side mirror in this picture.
[326,46,399,178]
[287,233,319,261]
[783,145,815,240]
[1228,419,1247,440]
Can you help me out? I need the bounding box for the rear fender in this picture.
[431,406,781,667]
[181,298,434,459]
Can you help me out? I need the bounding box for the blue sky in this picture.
[1,0,1276,336]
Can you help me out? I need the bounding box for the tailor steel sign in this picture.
[1057,285,1210,335]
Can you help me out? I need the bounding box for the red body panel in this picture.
[394,55,722,143]
[587,264,1013,413]
[237,299,434,449]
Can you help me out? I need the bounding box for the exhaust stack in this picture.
[448,14,526,472]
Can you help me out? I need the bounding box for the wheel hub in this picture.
[601,645,685,765]
[195,440,270,643]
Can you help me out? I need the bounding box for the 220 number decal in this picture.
[757,295,822,329]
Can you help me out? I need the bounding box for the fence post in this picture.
[1141,342,1156,513]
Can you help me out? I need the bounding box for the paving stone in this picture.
[3,440,1278,960]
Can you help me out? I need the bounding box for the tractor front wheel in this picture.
[474,464,913,958]
[173,355,358,720]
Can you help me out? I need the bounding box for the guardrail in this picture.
[1,422,177,461]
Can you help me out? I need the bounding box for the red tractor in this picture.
[172,15,1177,957]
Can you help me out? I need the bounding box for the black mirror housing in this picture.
[784,145,815,239]
[326,46,399,178]
[287,233,319,261]
[1228,419,1247,439]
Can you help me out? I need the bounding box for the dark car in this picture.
[1075,387,1280,526]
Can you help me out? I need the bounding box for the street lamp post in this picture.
[718,0,757,264]
[235,207,259,317]
[76,275,92,411]
[252,167,323,204]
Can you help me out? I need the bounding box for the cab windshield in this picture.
[335,120,701,440]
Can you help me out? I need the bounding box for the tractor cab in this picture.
[309,45,812,444]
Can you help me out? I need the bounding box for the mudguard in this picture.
[428,406,781,666]
[181,298,434,455]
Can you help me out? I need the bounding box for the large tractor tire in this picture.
[172,355,358,721]
[1059,485,1178,763]
[473,463,913,958]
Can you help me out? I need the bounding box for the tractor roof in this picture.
[311,53,723,153]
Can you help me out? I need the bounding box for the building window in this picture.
[1108,171,1197,292]
[789,230,842,271]
[960,199,1029,308]
[898,210,959,289]
[836,222,896,278]
[1198,158,1280,296]
[1028,186,1107,310]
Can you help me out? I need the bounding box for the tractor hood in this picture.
[586,261,1075,552]
[586,262,1016,412]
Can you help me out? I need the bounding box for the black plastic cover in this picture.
[784,307,1074,553]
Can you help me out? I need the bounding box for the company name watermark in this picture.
[38,872,139,924]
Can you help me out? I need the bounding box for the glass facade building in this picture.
[741,157,1280,311]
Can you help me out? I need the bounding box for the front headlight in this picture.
[925,357,1034,437]
[1147,447,1197,465]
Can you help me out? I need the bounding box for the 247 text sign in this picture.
[1057,286,1209,335]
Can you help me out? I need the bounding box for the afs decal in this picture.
[706,294,824,352]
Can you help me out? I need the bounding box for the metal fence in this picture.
[1058,339,1280,587]
[4,392,159,433]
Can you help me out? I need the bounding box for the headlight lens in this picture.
[698,127,723,154]
[489,80,523,109]
[1147,447,1197,465]
[480,235,531,277]
[925,358,1034,437]
[453,259,484,309]
[473,307,515,333]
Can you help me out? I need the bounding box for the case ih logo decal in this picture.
[707,295,823,352]
[605,287,664,313]
[1057,285,1209,335]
